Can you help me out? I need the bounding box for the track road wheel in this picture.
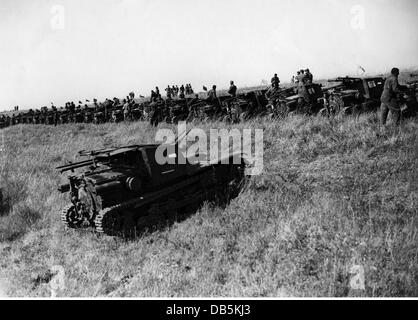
[61,204,84,228]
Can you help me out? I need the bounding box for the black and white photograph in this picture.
[0,0,417,304]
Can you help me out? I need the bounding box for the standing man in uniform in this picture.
[179,85,185,99]
[228,80,237,98]
[297,70,310,112]
[150,90,157,102]
[129,92,135,101]
[93,98,99,111]
[155,87,161,100]
[207,85,217,101]
[298,70,305,83]
[123,99,131,122]
[295,71,301,84]
[380,67,408,125]
[271,73,280,88]
[165,85,172,99]
[305,69,313,84]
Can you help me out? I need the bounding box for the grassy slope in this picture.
[0,113,417,297]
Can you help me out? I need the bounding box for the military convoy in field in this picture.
[1,74,417,129]
[3,73,415,238]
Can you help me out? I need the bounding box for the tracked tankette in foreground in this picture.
[57,130,247,237]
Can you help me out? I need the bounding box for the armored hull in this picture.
[324,77,385,115]
[58,133,246,237]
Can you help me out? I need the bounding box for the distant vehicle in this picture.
[323,76,385,115]
[275,83,324,116]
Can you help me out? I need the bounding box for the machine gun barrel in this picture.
[78,148,120,157]
[56,159,96,173]
[327,76,361,82]
[58,128,191,173]
[321,83,344,92]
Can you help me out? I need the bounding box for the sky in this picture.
[0,0,417,110]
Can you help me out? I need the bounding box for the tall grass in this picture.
[0,113,417,297]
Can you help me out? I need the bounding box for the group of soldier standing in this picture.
[291,69,314,85]
[164,84,194,100]
[265,69,314,108]
[0,67,415,128]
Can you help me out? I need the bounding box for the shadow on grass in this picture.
[0,204,42,242]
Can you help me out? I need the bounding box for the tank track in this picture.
[61,204,73,228]
[94,202,133,236]
[94,165,244,237]
[94,174,204,236]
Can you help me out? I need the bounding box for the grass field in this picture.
[0,112,417,297]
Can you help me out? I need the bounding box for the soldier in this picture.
[297,70,310,112]
[93,98,99,111]
[297,70,305,84]
[207,85,217,101]
[104,98,112,121]
[150,90,157,102]
[123,99,131,121]
[380,67,408,125]
[295,71,301,84]
[129,92,135,101]
[305,69,313,84]
[165,85,172,99]
[228,80,237,98]
[113,97,120,106]
[179,85,185,99]
[271,73,280,88]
